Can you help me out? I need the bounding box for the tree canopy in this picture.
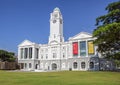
[0,50,16,62]
[93,1,120,60]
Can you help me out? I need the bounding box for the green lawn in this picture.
[0,71,120,85]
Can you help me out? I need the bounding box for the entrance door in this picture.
[35,64,39,69]
[52,63,57,70]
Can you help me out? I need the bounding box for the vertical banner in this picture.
[80,41,86,56]
[88,41,94,55]
[73,42,78,55]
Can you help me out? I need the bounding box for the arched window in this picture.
[90,62,94,69]
[73,62,77,69]
[81,62,85,69]
[52,63,57,70]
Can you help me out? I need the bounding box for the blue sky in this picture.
[0,0,118,54]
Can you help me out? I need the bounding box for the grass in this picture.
[0,71,120,85]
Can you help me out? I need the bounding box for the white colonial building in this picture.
[18,7,114,71]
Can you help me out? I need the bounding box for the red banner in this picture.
[73,42,78,55]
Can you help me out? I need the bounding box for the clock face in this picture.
[53,20,56,23]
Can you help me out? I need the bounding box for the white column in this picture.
[86,40,88,57]
[78,41,80,57]
[32,47,35,70]
[87,61,90,70]
[18,48,21,60]
[23,48,25,59]
[59,43,62,70]
[95,46,97,55]
[48,46,51,59]
[24,63,25,69]
[32,47,35,59]
[38,48,40,60]
[35,48,36,59]
[18,47,21,60]
[27,48,29,59]
[70,42,73,58]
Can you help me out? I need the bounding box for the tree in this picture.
[93,1,120,60]
[0,50,16,62]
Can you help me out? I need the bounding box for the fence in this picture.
[0,62,17,70]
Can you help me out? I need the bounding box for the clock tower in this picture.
[49,7,64,44]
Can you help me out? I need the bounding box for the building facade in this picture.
[18,8,114,71]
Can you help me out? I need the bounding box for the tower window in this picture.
[53,53,57,58]
[53,20,56,23]
[60,19,62,24]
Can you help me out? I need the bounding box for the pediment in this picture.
[49,40,59,45]
[18,40,33,46]
[69,32,92,40]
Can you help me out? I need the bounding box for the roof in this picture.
[69,32,92,40]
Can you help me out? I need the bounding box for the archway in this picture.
[81,62,85,69]
[73,62,77,69]
[52,63,57,70]
[90,62,94,69]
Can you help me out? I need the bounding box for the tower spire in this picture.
[48,7,64,44]
[54,7,60,12]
